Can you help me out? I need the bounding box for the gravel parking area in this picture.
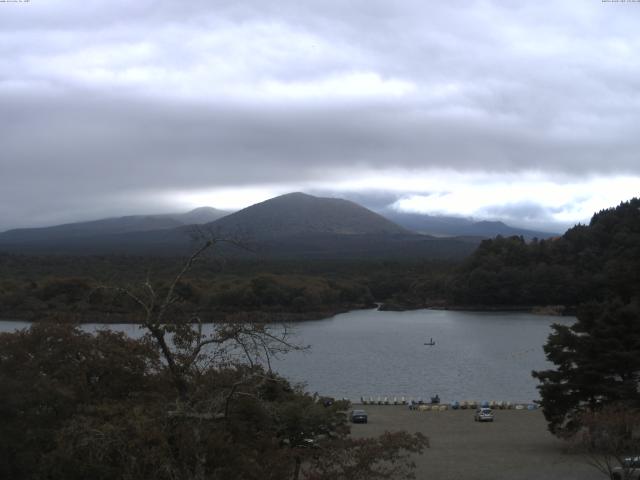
[349,405,603,480]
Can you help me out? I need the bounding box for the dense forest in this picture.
[0,255,455,322]
[450,198,640,310]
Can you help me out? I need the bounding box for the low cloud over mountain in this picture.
[2,1,639,231]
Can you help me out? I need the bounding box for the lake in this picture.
[0,309,574,403]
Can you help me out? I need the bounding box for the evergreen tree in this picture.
[532,299,640,435]
[451,197,640,308]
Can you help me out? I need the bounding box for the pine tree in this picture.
[533,299,640,435]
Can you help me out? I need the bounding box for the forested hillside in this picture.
[450,198,640,309]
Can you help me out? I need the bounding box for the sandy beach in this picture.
[350,405,603,480]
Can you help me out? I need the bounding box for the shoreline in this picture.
[0,306,360,324]
[380,303,574,316]
[0,303,575,325]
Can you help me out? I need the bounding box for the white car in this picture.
[474,407,494,422]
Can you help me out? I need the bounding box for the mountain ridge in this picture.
[0,193,478,259]
[0,207,229,241]
[380,210,558,239]
[0,193,553,259]
[0,195,557,240]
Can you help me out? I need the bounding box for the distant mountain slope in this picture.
[254,232,479,259]
[0,193,479,259]
[468,220,557,239]
[381,210,558,239]
[177,207,229,225]
[206,192,409,238]
[0,207,228,243]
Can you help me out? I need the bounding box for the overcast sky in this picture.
[1,0,639,232]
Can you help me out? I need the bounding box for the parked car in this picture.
[474,407,494,422]
[350,409,368,423]
[612,456,640,480]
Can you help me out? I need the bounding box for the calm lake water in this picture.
[0,309,574,403]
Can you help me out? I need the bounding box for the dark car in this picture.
[350,409,368,423]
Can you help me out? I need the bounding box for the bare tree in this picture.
[571,404,640,480]
[103,237,303,402]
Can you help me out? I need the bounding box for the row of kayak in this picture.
[359,396,538,410]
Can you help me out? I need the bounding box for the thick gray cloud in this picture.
[477,202,569,232]
[307,190,407,212]
[1,0,639,230]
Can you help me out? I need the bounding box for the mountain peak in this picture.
[207,192,408,237]
[279,192,312,199]
[186,206,219,214]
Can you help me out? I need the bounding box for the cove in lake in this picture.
[0,309,574,403]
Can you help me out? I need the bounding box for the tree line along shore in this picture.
[0,256,577,323]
